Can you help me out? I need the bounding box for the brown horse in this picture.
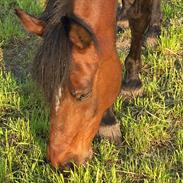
[15,0,121,168]
[15,0,159,168]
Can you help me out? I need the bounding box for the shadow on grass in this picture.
[1,35,50,160]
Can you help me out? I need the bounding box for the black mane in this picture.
[32,0,97,103]
[40,0,73,24]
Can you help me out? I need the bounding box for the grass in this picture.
[0,0,183,182]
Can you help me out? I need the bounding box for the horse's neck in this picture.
[74,0,116,28]
[73,0,117,54]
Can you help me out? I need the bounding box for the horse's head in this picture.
[15,0,121,168]
[15,8,101,166]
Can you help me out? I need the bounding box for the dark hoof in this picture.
[97,123,122,145]
[145,26,161,48]
[145,35,159,48]
[120,79,143,98]
[71,88,92,101]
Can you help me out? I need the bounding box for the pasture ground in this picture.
[0,0,182,182]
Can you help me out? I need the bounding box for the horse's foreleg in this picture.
[117,0,135,31]
[121,1,152,98]
[98,107,122,145]
[145,0,162,47]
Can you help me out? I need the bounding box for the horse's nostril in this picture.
[62,162,75,171]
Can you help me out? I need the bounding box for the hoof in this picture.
[98,123,122,145]
[145,26,161,48]
[120,79,143,98]
[145,36,159,48]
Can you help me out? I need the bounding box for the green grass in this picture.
[0,0,183,182]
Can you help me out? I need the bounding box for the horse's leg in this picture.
[146,0,162,47]
[121,1,152,97]
[98,107,122,145]
[117,0,135,31]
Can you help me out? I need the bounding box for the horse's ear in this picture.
[15,8,46,36]
[69,23,93,49]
